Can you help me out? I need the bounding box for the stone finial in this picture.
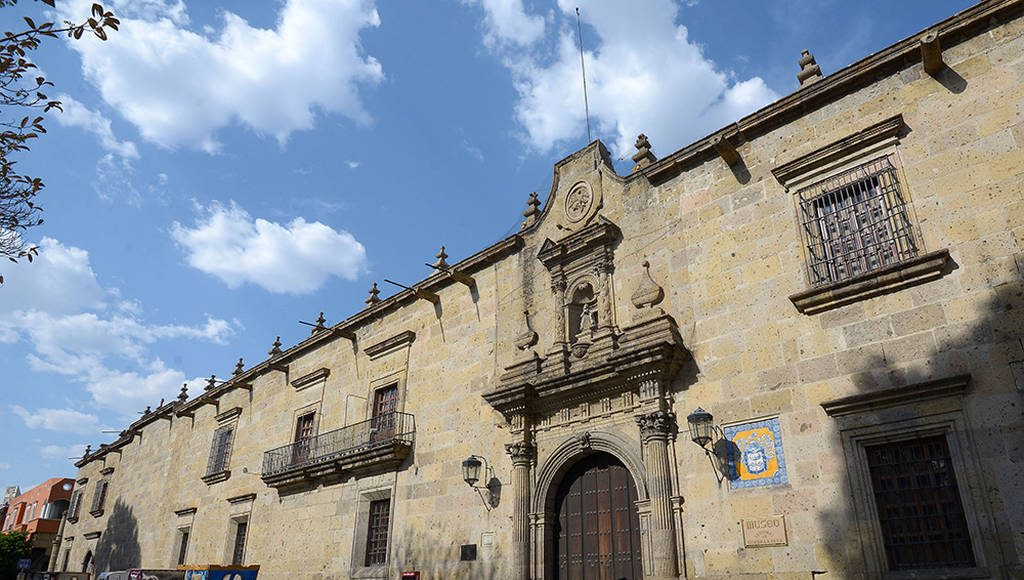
[631,260,665,314]
[312,312,327,334]
[143,405,151,416]
[433,246,450,270]
[177,383,188,403]
[83,445,91,457]
[205,374,217,391]
[365,282,382,306]
[514,309,539,351]
[796,50,823,86]
[233,358,244,376]
[521,192,541,229]
[631,133,657,172]
[269,336,283,356]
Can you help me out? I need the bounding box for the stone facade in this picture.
[59,2,1024,579]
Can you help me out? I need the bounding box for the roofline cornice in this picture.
[641,0,1024,182]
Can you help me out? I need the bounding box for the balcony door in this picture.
[291,412,316,465]
[371,385,398,443]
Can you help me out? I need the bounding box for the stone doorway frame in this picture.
[529,431,650,580]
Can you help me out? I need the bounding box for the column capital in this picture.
[636,410,677,443]
[505,441,537,466]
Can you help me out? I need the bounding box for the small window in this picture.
[797,155,918,286]
[177,527,191,566]
[866,435,975,570]
[89,480,109,516]
[231,520,248,565]
[68,490,83,521]
[364,499,391,566]
[206,425,235,476]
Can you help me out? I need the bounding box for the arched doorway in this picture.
[553,453,642,579]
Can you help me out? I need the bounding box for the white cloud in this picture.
[0,238,105,328]
[62,0,384,152]
[463,0,546,47]
[171,201,367,294]
[11,406,102,435]
[345,160,361,169]
[0,238,236,415]
[0,462,11,470]
[39,444,88,461]
[53,94,139,159]
[472,0,778,157]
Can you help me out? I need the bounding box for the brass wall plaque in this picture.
[742,515,788,547]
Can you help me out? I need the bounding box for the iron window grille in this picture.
[364,499,391,567]
[865,435,976,570]
[89,480,108,516]
[68,490,83,521]
[206,425,235,476]
[797,155,918,287]
[177,528,190,566]
[231,520,248,565]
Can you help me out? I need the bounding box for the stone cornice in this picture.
[821,374,971,417]
[173,507,197,516]
[484,313,687,419]
[770,115,906,186]
[642,0,1024,183]
[291,367,330,390]
[364,330,417,359]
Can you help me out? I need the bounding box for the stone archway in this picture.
[552,452,643,579]
[530,431,649,580]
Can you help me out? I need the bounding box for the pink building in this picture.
[2,478,75,571]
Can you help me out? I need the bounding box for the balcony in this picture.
[261,412,415,489]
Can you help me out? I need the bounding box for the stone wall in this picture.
[59,3,1024,579]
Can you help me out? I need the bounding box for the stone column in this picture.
[637,410,679,580]
[506,440,536,580]
[597,262,614,331]
[551,278,567,346]
[47,515,67,571]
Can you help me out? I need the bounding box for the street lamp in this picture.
[686,407,715,449]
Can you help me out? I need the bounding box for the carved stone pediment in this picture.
[483,312,688,425]
[537,216,619,276]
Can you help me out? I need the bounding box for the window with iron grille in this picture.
[865,435,975,570]
[68,490,82,521]
[364,499,390,566]
[177,527,190,566]
[797,156,918,287]
[89,480,108,516]
[231,520,248,565]
[206,425,235,476]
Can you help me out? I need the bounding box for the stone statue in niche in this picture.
[568,282,598,343]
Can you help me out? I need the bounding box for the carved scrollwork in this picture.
[514,309,539,351]
[575,431,592,450]
[636,410,677,443]
[505,441,537,466]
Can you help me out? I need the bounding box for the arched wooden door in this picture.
[554,453,643,579]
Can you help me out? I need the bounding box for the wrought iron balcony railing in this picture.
[261,412,415,484]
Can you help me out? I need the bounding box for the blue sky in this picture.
[0,0,973,490]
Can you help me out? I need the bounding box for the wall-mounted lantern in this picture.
[686,407,716,448]
[686,407,727,484]
[462,455,500,510]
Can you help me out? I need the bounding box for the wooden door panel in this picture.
[555,454,642,580]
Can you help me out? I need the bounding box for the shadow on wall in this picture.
[390,523,502,580]
[94,499,141,573]
[816,275,1023,575]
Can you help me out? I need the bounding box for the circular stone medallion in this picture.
[564,182,593,223]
